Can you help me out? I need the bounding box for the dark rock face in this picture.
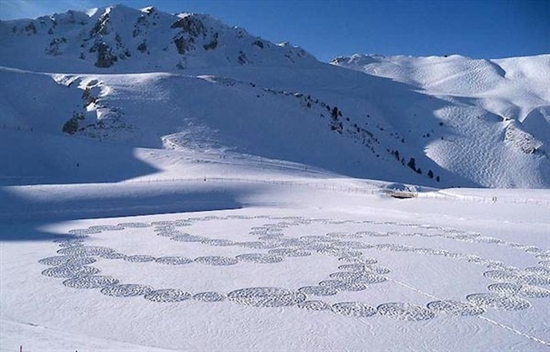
[91,42,118,68]
[170,16,206,38]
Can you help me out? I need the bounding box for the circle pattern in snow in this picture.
[331,302,377,317]
[117,222,150,228]
[88,225,124,231]
[150,221,175,226]
[57,246,115,257]
[42,265,100,278]
[518,285,550,298]
[228,287,306,307]
[488,283,550,299]
[365,265,391,275]
[337,264,366,272]
[201,239,235,246]
[483,269,550,286]
[193,292,226,302]
[155,256,193,265]
[144,289,192,302]
[124,255,156,263]
[37,215,548,319]
[426,300,485,316]
[339,257,378,265]
[194,256,239,266]
[98,252,126,260]
[55,239,85,248]
[524,266,550,276]
[238,241,279,249]
[327,271,387,285]
[298,286,339,296]
[377,302,435,321]
[268,248,312,257]
[38,255,96,266]
[171,234,208,242]
[466,293,531,311]
[67,228,100,236]
[63,275,120,289]
[298,300,332,311]
[236,253,283,264]
[101,284,153,297]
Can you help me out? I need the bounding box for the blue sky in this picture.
[0,0,548,61]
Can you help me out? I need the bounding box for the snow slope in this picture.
[0,5,549,187]
[332,54,550,187]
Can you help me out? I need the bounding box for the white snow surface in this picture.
[1,179,550,351]
[1,5,550,352]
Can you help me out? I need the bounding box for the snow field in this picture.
[2,194,545,351]
[1,184,549,351]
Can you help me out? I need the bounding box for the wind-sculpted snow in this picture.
[37,214,550,324]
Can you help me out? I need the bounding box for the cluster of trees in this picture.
[389,150,440,182]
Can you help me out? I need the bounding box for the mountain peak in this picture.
[0,4,317,73]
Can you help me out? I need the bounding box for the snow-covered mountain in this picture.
[331,54,550,188]
[1,5,549,188]
[0,4,314,72]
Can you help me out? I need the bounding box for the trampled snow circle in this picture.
[63,275,120,289]
[228,287,306,307]
[426,300,485,316]
[297,300,332,311]
[155,256,193,265]
[55,239,86,248]
[466,293,531,311]
[39,255,96,266]
[101,284,153,297]
[298,286,339,296]
[194,256,239,266]
[42,265,100,278]
[193,292,226,302]
[124,255,156,262]
[331,302,377,317]
[236,253,283,264]
[98,252,126,260]
[145,289,192,302]
[117,222,150,228]
[489,283,550,299]
[268,248,312,257]
[377,302,435,321]
[57,246,115,257]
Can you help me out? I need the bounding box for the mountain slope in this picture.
[0,5,549,188]
[331,54,550,187]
